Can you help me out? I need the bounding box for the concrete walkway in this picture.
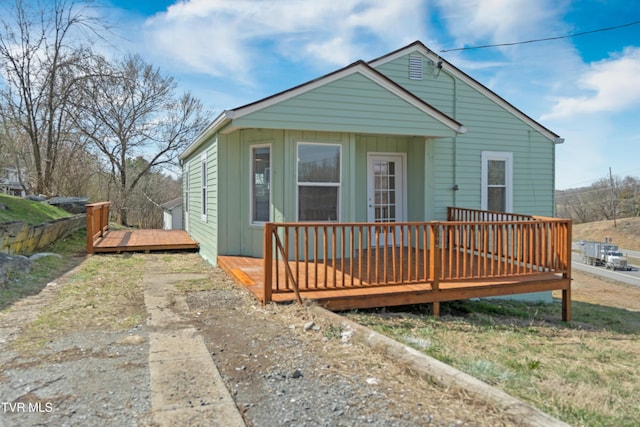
[143,260,245,427]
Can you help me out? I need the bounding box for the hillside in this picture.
[0,194,72,225]
[572,217,640,251]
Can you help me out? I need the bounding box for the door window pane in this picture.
[373,159,397,222]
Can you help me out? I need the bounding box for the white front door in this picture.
[367,153,405,231]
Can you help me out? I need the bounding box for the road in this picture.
[572,248,640,288]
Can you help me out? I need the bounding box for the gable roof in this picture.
[181,59,466,160]
[369,41,562,143]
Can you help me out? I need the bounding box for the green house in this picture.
[179,41,563,269]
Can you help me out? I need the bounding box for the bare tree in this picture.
[75,54,208,225]
[0,0,105,195]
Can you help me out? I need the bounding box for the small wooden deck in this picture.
[85,202,198,254]
[92,229,199,253]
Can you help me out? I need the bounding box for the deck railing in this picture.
[86,202,111,254]
[263,208,572,303]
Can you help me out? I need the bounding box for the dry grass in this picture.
[11,254,147,354]
[573,217,640,251]
[346,270,640,427]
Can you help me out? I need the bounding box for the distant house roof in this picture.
[161,197,182,210]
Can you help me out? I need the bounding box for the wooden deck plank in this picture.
[92,229,199,253]
[217,255,570,314]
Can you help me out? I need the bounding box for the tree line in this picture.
[556,175,640,224]
[0,0,208,227]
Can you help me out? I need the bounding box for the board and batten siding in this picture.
[232,73,456,138]
[183,136,218,264]
[374,51,556,219]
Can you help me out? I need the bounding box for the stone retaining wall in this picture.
[0,215,86,255]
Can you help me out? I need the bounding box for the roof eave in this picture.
[179,111,234,160]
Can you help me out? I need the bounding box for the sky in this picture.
[100,0,640,190]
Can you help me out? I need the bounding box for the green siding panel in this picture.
[233,73,457,138]
[375,51,556,218]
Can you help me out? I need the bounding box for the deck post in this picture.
[562,219,572,321]
[263,223,273,305]
[429,222,441,317]
[86,205,95,254]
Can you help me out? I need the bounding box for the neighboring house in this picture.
[0,167,26,197]
[161,197,183,230]
[179,40,563,272]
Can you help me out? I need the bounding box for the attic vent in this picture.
[408,54,423,80]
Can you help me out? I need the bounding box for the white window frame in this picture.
[184,163,190,212]
[481,151,513,213]
[250,144,272,225]
[200,152,207,222]
[296,142,342,222]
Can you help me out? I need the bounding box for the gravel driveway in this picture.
[0,253,531,426]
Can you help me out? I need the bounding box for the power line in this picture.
[441,20,640,52]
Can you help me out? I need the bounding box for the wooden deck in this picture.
[220,208,572,320]
[85,202,198,254]
[92,229,199,253]
[218,254,571,314]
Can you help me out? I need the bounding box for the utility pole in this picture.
[609,167,617,228]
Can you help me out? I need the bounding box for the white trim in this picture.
[296,142,342,222]
[481,151,513,213]
[200,151,208,222]
[370,44,559,142]
[249,143,272,225]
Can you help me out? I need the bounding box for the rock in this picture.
[0,253,32,284]
[303,321,315,331]
[29,252,63,261]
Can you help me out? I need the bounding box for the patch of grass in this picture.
[347,298,640,427]
[323,323,343,340]
[0,229,86,311]
[11,253,147,354]
[0,194,71,225]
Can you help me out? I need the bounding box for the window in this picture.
[185,164,190,212]
[251,145,271,223]
[297,143,341,221]
[201,152,207,221]
[481,151,512,212]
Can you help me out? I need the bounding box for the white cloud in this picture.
[142,0,428,83]
[541,47,640,120]
[435,0,569,48]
